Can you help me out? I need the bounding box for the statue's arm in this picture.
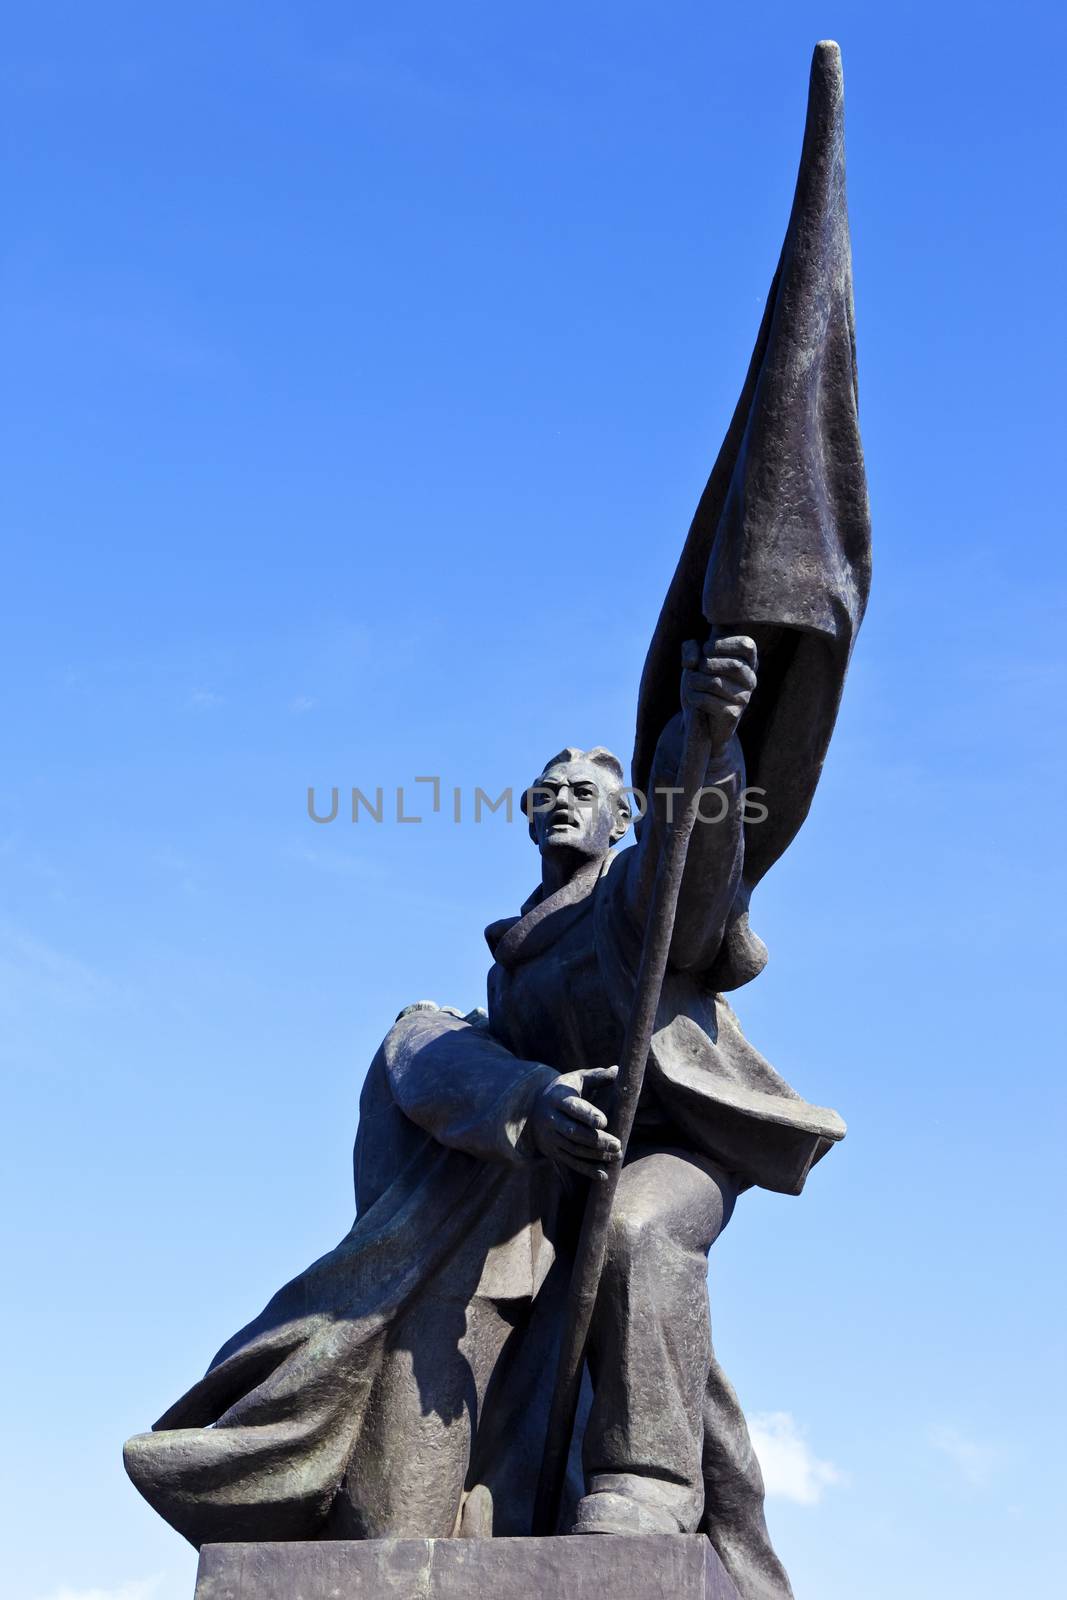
[382,1006,557,1165]
[623,710,746,974]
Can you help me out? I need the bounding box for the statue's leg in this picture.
[328,1287,525,1539]
[700,1355,796,1600]
[577,1144,736,1535]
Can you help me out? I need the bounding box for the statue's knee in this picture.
[605,1198,660,1270]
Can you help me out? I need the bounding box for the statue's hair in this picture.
[521,745,632,842]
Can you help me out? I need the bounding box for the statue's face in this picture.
[528,758,620,860]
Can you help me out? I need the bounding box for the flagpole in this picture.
[533,702,714,1535]
[533,32,867,1544]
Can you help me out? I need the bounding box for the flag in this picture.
[631,42,872,949]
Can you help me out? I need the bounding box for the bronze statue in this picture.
[125,42,870,1600]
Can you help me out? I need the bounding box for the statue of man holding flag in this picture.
[125,42,871,1600]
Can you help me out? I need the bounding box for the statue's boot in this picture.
[571,1488,681,1535]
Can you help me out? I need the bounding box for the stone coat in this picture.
[124,721,842,1600]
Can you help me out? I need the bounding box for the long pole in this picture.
[533,706,714,1534]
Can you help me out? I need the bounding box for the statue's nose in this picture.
[550,786,578,820]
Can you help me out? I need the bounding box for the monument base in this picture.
[194,1535,741,1599]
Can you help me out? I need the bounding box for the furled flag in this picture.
[631,41,872,988]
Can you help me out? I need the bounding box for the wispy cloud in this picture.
[288,694,317,714]
[749,1411,845,1505]
[150,846,202,896]
[929,1424,999,1486]
[186,688,224,711]
[0,919,116,1019]
[0,834,67,901]
[6,282,227,378]
[35,1578,162,1600]
[290,844,385,882]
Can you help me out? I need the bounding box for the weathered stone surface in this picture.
[193,1535,741,1600]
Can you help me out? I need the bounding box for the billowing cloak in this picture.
[632,41,871,988]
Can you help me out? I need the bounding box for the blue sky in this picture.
[2,4,1065,1598]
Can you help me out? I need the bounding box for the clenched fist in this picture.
[681,633,758,756]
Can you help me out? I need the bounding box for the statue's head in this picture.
[521,746,631,861]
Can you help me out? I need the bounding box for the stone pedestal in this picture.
[194,1535,741,1599]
